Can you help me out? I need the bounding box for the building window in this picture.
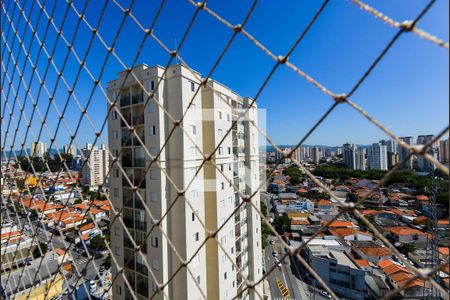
[150,192,158,203]
[150,169,158,180]
[218,147,223,155]
[191,82,195,92]
[218,111,222,119]
[196,276,201,284]
[114,130,119,139]
[227,114,230,121]
[116,286,122,295]
[224,272,227,280]
[148,103,156,113]
[228,147,231,155]
[191,125,197,135]
[192,212,196,222]
[113,168,119,178]
[221,182,225,190]
[150,81,155,91]
[152,259,160,270]
[113,188,119,197]
[151,237,158,247]
[150,125,157,135]
[218,129,223,138]
[194,232,199,241]
[112,110,118,120]
[220,199,225,208]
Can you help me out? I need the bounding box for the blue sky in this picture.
[2,0,448,151]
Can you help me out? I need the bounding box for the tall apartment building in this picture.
[398,137,414,169]
[355,148,366,171]
[311,146,321,164]
[343,143,357,169]
[30,141,47,158]
[439,139,449,163]
[63,144,77,157]
[101,144,110,181]
[80,144,105,186]
[293,146,302,163]
[367,143,388,170]
[107,64,262,300]
[383,140,398,169]
[416,135,438,172]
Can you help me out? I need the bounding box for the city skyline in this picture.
[3,1,447,150]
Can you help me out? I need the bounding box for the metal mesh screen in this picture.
[1,0,448,300]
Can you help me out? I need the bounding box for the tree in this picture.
[103,253,111,269]
[398,243,416,254]
[347,193,359,203]
[260,201,268,217]
[90,235,106,251]
[32,242,48,258]
[273,215,291,234]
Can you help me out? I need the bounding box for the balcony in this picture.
[120,95,130,107]
[122,136,133,147]
[134,220,147,232]
[132,91,144,104]
[122,155,133,167]
[132,113,144,126]
[134,157,146,168]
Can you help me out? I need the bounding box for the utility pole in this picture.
[424,174,440,299]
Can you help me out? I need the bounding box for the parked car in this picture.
[89,280,96,290]
[319,290,331,299]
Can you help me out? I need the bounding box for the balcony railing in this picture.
[120,96,131,107]
[132,92,144,104]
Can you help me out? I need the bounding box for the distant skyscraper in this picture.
[80,144,104,186]
[368,143,388,170]
[398,137,414,169]
[383,140,398,169]
[63,144,77,157]
[293,146,302,162]
[101,144,110,180]
[416,135,437,172]
[311,146,321,164]
[30,141,47,158]
[439,139,449,163]
[283,147,292,164]
[355,148,366,171]
[343,143,357,169]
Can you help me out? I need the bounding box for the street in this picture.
[260,192,329,300]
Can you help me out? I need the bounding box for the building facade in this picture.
[107,64,263,300]
[398,137,414,169]
[80,144,105,186]
[367,143,388,170]
[439,139,449,163]
[30,141,47,158]
[343,143,357,169]
[63,144,77,157]
[355,148,366,171]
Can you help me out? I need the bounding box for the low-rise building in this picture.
[305,244,366,299]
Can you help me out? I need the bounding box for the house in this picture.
[316,200,333,212]
[387,227,428,247]
[328,228,372,241]
[378,260,431,298]
[350,241,391,263]
[89,207,106,221]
